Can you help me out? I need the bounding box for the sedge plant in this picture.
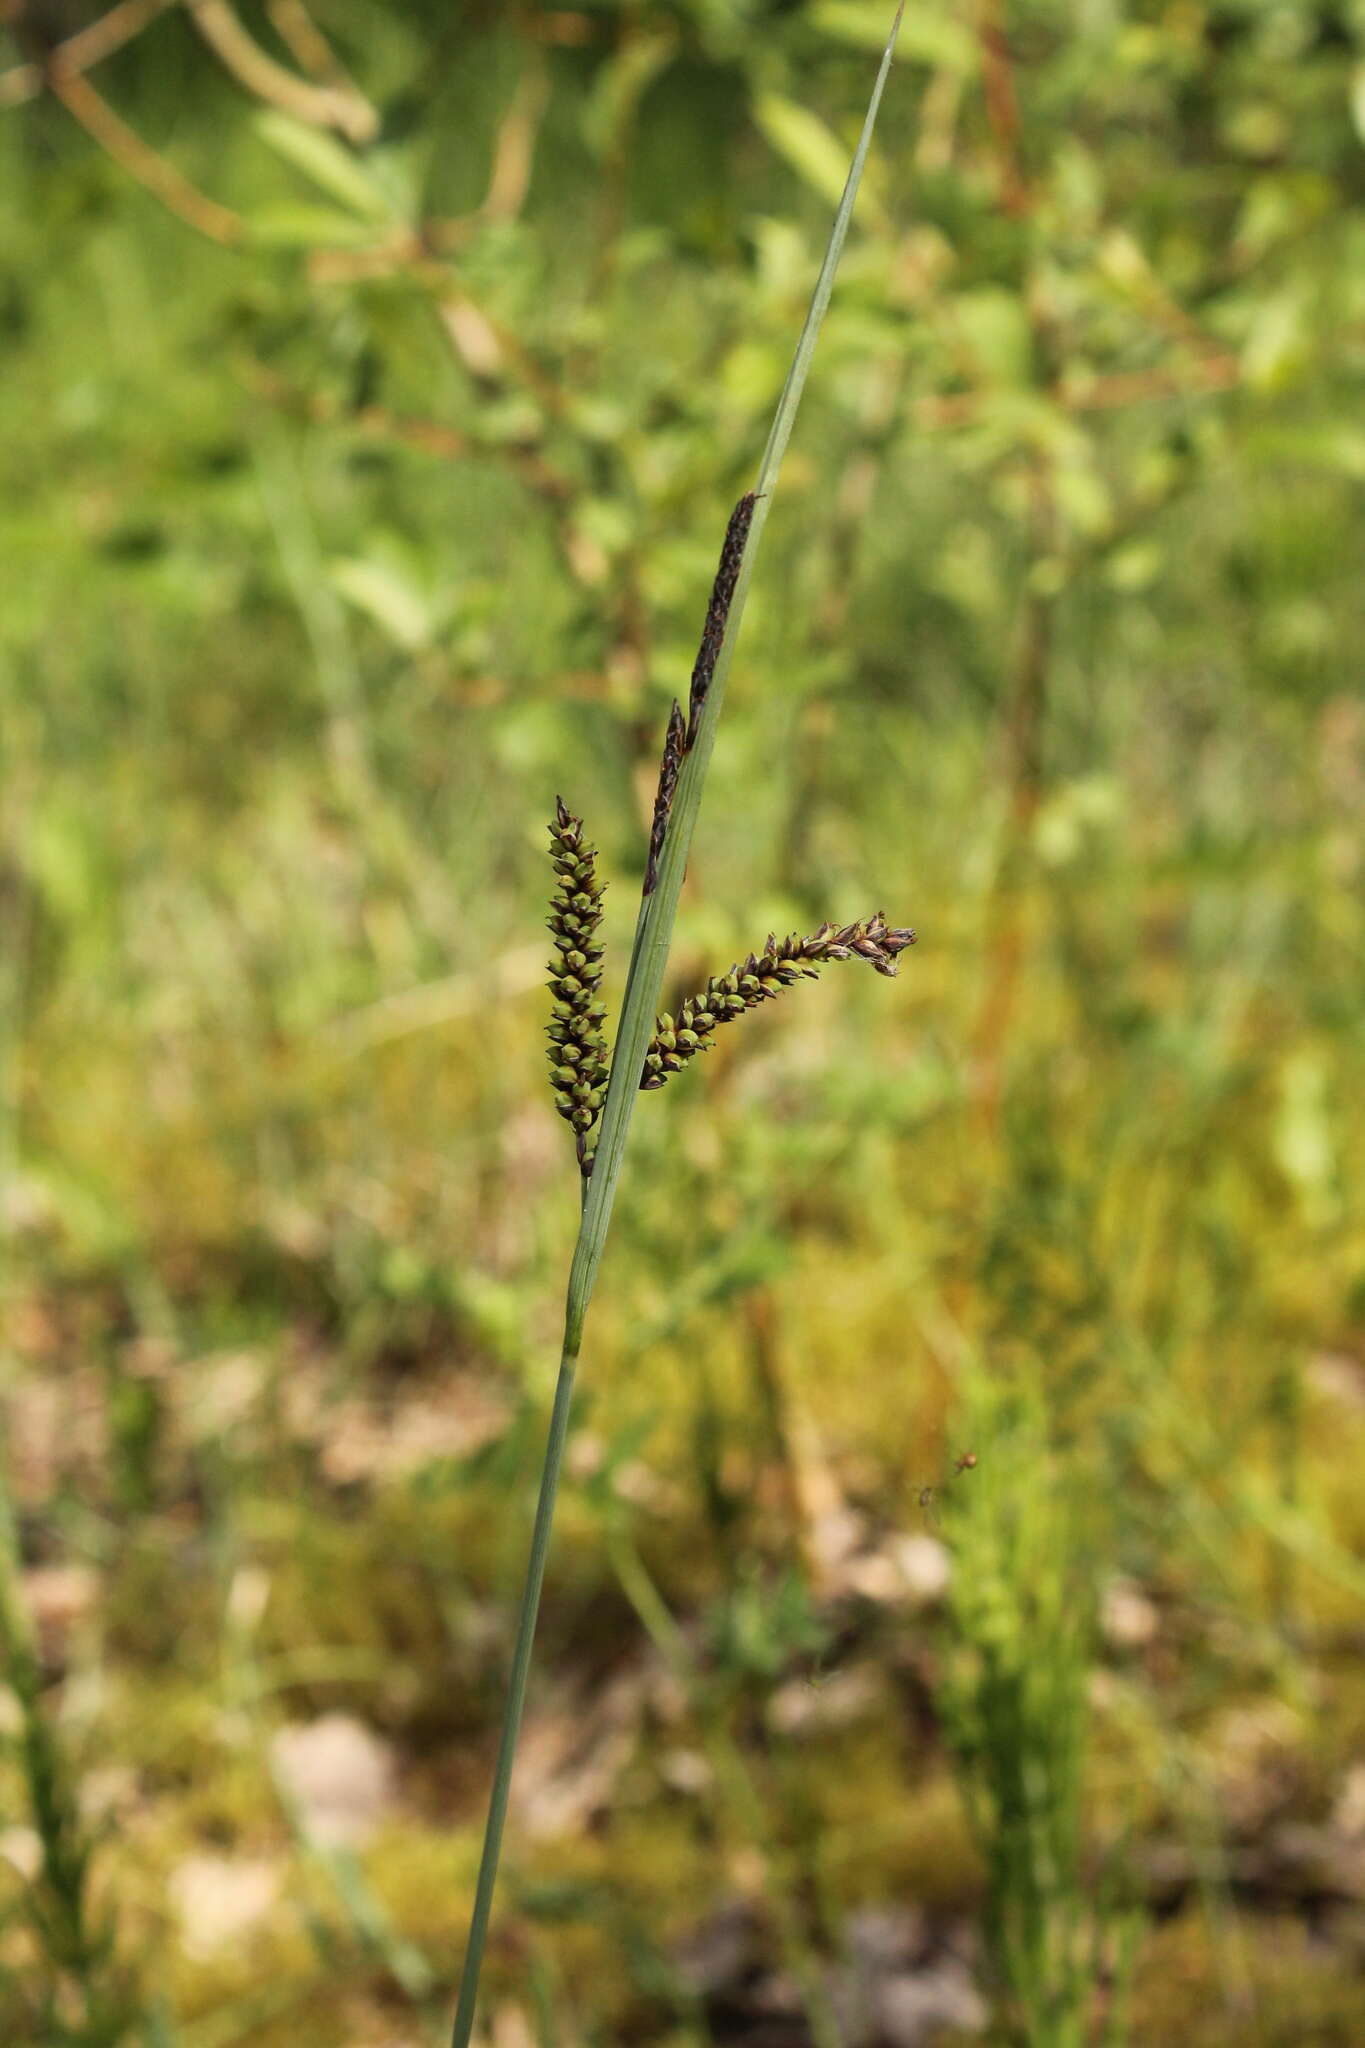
[451,10,910,2039]
[0,1458,137,2045]
[939,1372,1142,2048]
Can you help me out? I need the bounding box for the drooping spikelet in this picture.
[640,914,915,1090]
[546,799,609,1173]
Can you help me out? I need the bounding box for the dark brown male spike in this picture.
[643,698,686,897]
[685,491,759,750]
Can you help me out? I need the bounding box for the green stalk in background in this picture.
[450,11,906,2041]
[0,1456,126,2041]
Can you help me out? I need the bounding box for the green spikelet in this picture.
[546,799,609,1174]
[640,914,915,1090]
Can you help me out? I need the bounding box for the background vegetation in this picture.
[1,3,1363,2043]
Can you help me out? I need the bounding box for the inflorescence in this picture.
[546,497,913,1173]
[545,798,916,1170]
[640,915,916,1090]
[545,799,609,1176]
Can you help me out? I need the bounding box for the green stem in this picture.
[450,13,905,2038]
[450,1341,578,2047]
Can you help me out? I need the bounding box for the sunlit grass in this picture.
[1,6,1363,2044]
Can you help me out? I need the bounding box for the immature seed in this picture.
[545,799,610,1175]
[640,914,915,1089]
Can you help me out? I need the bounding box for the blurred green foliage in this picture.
[1,3,1363,2044]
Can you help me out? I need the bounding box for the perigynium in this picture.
[450,11,909,2043]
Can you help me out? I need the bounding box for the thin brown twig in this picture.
[304,231,433,284]
[524,9,595,46]
[975,0,1029,217]
[49,65,244,243]
[62,0,177,66]
[1055,354,1242,411]
[184,0,377,142]
[912,351,1241,431]
[266,0,350,82]
[0,60,39,110]
[435,289,570,418]
[1097,227,1239,365]
[0,0,177,108]
[480,45,551,225]
[299,226,571,423]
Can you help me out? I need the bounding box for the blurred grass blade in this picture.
[254,109,394,221]
[811,1,976,71]
[753,91,865,211]
[450,12,905,2044]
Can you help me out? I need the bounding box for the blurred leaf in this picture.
[582,29,676,159]
[1247,424,1365,480]
[810,2,977,72]
[1104,540,1163,592]
[1033,776,1121,869]
[952,287,1034,386]
[1233,172,1335,264]
[931,521,1003,621]
[1275,1052,1338,1226]
[254,112,395,222]
[753,93,864,213]
[1242,291,1313,394]
[1221,100,1290,160]
[1052,460,1111,539]
[330,557,433,652]
[247,204,380,250]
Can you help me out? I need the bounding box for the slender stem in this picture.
[450,1341,579,2047]
[449,13,905,2038]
